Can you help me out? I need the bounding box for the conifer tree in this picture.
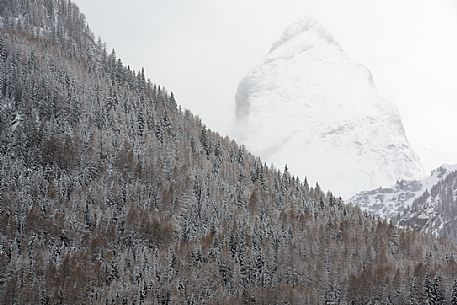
[451,280,457,305]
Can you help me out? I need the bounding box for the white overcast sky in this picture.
[74,0,457,173]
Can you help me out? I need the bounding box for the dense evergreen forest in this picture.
[1,0,457,304]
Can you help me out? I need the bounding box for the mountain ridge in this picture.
[351,164,457,243]
[269,17,338,57]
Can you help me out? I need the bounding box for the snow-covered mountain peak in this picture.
[269,17,336,53]
[235,19,424,198]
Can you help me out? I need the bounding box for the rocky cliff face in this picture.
[351,165,457,243]
[1,3,455,304]
[235,18,424,198]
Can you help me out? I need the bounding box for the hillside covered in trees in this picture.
[1,1,457,304]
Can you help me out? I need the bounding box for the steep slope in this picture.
[350,164,457,219]
[351,165,457,242]
[399,168,457,242]
[235,18,424,198]
[1,2,456,305]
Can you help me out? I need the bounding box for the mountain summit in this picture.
[235,18,424,198]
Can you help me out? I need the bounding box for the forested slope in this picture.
[1,1,457,304]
